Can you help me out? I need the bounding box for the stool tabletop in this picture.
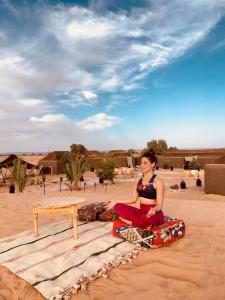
[33,197,86,209]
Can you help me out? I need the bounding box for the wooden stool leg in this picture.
[70,215,73,227]
[34,212,39,237]
[72,206,78,239]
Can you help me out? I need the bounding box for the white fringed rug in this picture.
[0,220,140,299]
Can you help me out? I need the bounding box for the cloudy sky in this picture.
[0,0,225,153]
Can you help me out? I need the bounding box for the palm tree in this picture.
[9,159,31,192]
[64,153,86,191]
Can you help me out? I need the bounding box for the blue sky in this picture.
[0,0,225,152]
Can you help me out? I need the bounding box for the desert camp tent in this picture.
[39,150,135,174]
[39,151,69,174]
[0,154,37,169]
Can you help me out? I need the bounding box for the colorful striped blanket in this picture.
[0,221,140,299]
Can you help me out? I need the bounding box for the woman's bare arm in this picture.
[107,178,139,209]
[154,178,165,211]
[147,177,165,217]
[125,179,139,204]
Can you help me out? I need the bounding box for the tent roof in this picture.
[19,155,45,165]
[0,155,8,163]
[0,154,37,168]
[107,150,132,157]
[85,151,105,158]
[39,151,69,162]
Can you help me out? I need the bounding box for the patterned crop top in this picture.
[137,174,157,199]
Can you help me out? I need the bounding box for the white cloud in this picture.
[1,1,224,100]
[101,77,120,92]
[30,114,68,124]
[67,20,110,40]
[82,90,98,104]
[0,109,6,120]
[19,98,47,107]
[122,83,138,91]
[0,54,94,98]
[131,44,153,55]
[77,113,121,130]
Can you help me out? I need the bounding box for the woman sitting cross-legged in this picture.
[107,148,165,228]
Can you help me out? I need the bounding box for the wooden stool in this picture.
[32,197,86,239]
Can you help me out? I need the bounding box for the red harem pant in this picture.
[114,203,165,228]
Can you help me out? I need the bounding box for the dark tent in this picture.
[0,154,37,169]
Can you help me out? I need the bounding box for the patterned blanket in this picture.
[0,221,140,300]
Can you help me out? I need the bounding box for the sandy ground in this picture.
[0,169,225,300]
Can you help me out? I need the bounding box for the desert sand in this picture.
[0,169,225,300]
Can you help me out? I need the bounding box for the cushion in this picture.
[78,202,106,222]
[112,216,185,248]
[78,202,116,222]
[98,208,117,222]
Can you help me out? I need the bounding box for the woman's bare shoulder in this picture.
[155,176,164,186]
[155,175,163,181]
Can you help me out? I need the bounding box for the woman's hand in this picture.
[146,207,156,218]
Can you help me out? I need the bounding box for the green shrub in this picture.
[169,184,179,190]
[188,158,200,170]
[96,157,117,183]
[162,160,171,169]
[9,159,31,192]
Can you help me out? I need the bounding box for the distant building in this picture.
[214,155,225,164]
[39,150,135,174]
[135,148,225,169]
[164,149,225,157]
[38,151,69,174]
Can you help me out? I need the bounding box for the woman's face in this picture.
[140,157,155,174]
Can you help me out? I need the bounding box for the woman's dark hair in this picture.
[141,148,157,165]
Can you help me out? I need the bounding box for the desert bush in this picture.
[96,157,117,183]
[188,158,200,170]
[162,160,171,169]
[169,184,179,189]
